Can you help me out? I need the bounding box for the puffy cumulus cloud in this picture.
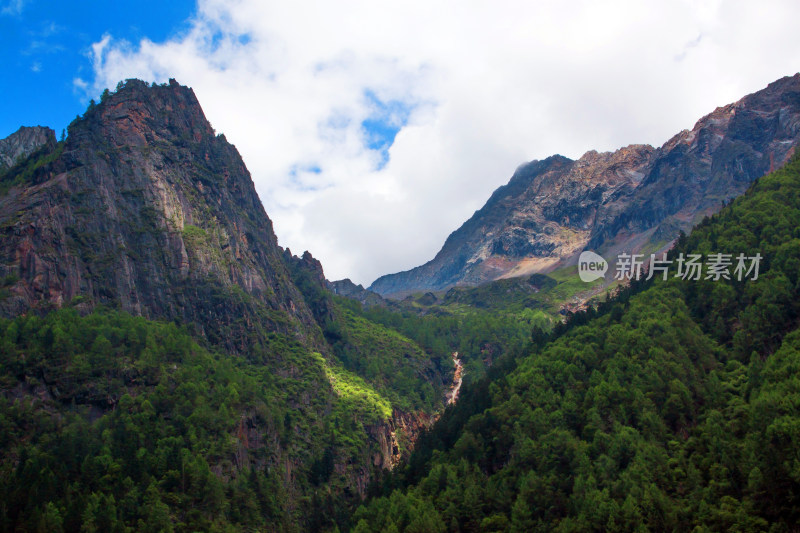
[80,0,800,285]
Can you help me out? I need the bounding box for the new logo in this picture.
[578,250,608,282]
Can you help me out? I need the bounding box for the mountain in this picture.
[0,79,323,353]
[0,80,453,531]
[370,73,800,296]
[0,126,56,172]
[328,278,387,309]
[354,150,800,532]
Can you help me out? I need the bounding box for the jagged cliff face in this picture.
[0,79,318,351]
[370,74,800,296]
[589,73,800,251]
[328,278,386,308]
[0,126,56,171]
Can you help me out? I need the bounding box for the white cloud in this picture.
[83,0,800,285]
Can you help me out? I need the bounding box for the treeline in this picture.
[285,253,451,413]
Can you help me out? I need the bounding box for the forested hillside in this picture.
[352,155,800,531]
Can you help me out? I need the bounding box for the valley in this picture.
[1,74,800,532]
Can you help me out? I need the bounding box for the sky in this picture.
[2,0,800,286]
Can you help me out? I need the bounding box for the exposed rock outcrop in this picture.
[0,126,56,171]
[0,79,319,353]
[327,278,386,308]
[368,409,436,473]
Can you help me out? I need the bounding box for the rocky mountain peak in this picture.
[576,144,654,166]
[327,278,386,308]
[0,126,56,170]
[73,78,215,150]
[284,248,328,287]
[0,79,318,352]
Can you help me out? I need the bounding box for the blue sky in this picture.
[0,0,196,138]
[361,90,412,170]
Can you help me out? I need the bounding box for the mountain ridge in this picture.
[0,126,56,171]
[370,73,800,296]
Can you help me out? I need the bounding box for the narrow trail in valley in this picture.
[445,352,463,406]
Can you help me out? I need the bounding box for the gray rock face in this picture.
[0,79,320,353]
[327,278,386,308]
[0,126,56,171]
[370,74,800,297]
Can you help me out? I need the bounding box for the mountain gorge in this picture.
[370,74,800,296]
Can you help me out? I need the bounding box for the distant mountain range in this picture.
[369,74,800,296]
